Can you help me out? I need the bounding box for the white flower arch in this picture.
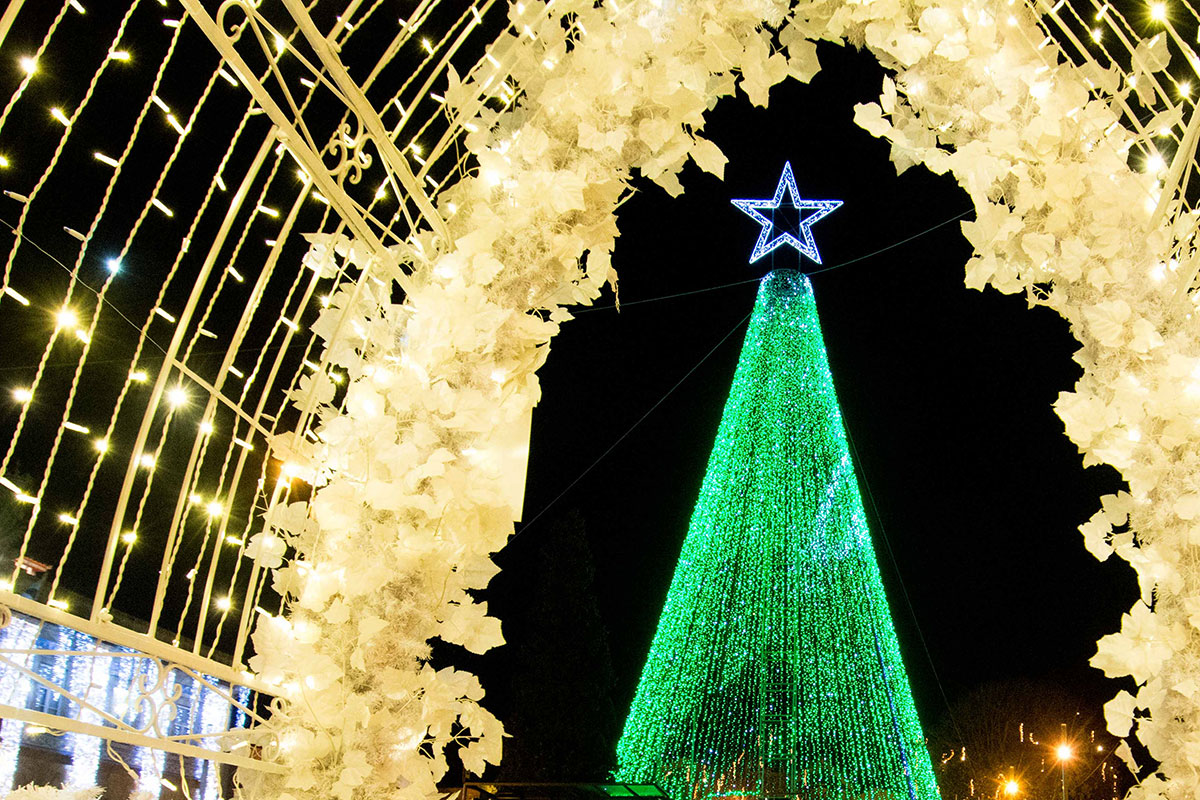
[244,1,1200,799]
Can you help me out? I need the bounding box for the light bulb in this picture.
[167,386,187,408]
[56,308,78,330]
[19,56,36,75]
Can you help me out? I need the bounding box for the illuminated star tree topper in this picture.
[731,161,842,264]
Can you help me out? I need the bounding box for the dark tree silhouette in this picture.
[483,508,621,781]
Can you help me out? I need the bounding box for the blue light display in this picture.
[731,161,842,264]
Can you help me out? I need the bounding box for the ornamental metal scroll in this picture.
[0,607,283,776]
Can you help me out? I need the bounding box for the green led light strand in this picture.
[614,270,941,800]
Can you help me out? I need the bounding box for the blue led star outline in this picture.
[731,162,842,265]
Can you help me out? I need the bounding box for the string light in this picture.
[121,531,136,544]
[108,50,130,61]
[138,454,155,470]
[93,438,108,453]
[615,271,939,800]
[214,596,232,611]
[18,57,36,75]
[731,162,843,264]
[206,501,223,517]
[167,386,188,408]
[105,258,120,273]
[50,107,70,126]
[129,370,148,382]
[1150,1,1167,21]
[12,388,32,403]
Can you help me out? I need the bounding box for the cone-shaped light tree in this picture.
[614,270,941,800]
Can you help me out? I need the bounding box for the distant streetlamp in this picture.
[1055,743,1073,800]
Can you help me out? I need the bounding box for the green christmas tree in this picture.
[614,270,941,800]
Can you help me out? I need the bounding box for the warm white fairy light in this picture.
[93,438,108,453]
[167,386,188,408]
[222,534,243,547]
[56,308,78,330]
[206,501,223,517]
[129,370,147,382]
[233,437,254,450]
[214,596,232,611]
[50,107,70,126]
[227,266,244,282]
[0,156,8,168]
[218,68,237,86]
[12,387,32,403]
[93,151,119,168]
[19,57,36,75]
[121,531,137,544]
[153,307,177,323]
[68,0,85,12]
[57,513,79,525]
[256,204,279,217]
[1147,153,1168,173]
[375,184,387,200]
[199,420,213,435]
[1179,81,1191,97]
[151,198,174,217]
[46,598,68,610]
[108,50,130,61]
[273,32,286,53]
[138,454,156,470]
[62,421,89,434]
[1,287,26,305]
[422,37,434,53]
[165,113,184,134]
[106,257,120,273]
[1150,1,1167,20]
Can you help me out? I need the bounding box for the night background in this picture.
[0,2,1147,798]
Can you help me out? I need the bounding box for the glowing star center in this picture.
[731,162,842,265]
